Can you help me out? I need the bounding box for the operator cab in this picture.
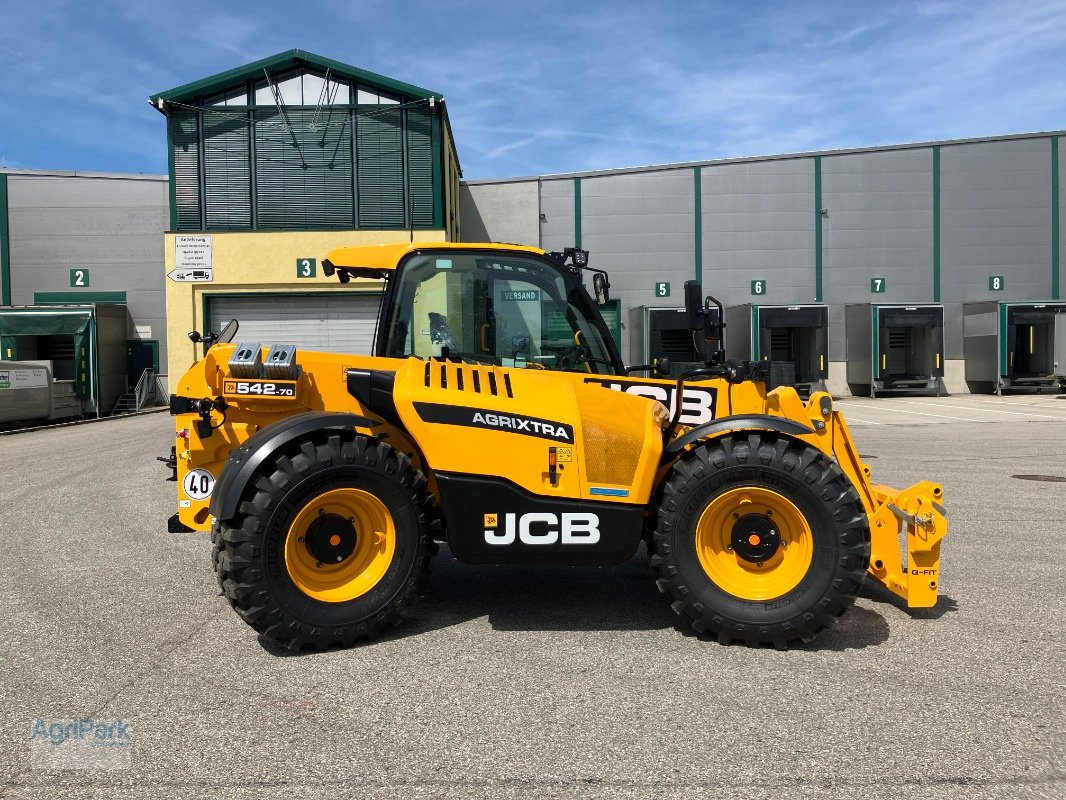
[379,249,623,374]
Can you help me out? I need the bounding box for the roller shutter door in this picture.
[207,293,381,355]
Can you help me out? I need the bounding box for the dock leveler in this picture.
[845,303,944,397]
[963,301,1066,394]
[630,305,720,377]
[725,303,828,398]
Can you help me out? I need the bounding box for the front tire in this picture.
[652,433,870,648]
[213,434,434,651]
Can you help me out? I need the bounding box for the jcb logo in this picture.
[484,512,600,545]
[590,381,717,425]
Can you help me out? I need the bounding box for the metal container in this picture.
[629,306,720,377]
[963,301,1066,393]
[845,304,944,397]
[726,304,829,398]
[0,361,53,424]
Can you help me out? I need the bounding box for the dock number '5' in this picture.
[485,513,600,545]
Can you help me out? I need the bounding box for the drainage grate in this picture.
[859,454,878,459]
[1012,474,1066,483]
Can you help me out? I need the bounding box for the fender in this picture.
[209,412,377,523]
[664,414,815,457]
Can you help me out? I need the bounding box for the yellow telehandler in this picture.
[165,243,946,650]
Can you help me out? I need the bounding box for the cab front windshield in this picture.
[383,252,617,374]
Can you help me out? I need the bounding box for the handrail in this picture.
[134,367,155,408]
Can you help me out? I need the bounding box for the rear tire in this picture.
[213,434,434,651]
[651,433,870,648]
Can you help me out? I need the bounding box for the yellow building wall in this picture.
[164,229,448,385]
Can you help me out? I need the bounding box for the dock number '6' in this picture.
[484,513,600,545]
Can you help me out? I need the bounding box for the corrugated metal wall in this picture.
[538,179,576,255]
[5,173,169,370]
[464,133,1063,377]
[581,169,694,357]
[941,138,1052,358]
[821,149,933,360]
[702,159,815,305]
[458,181,540,246]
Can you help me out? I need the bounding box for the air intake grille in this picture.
[577,389,644,486]
[423,362,513,398]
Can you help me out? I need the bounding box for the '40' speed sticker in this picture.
[182,468,215,501]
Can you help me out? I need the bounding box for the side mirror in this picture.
[653,356,670,376]
[593,272,610,304]
[684,280,703,329]
[218,319,239,344]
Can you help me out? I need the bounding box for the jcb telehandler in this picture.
[167,243,947,650]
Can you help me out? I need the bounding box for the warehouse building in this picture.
[462,131,1065,395]
[0,168,168,415]
[148,49,461,383]
[3,48,1062,404]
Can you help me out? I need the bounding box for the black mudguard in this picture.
[664,414,815,457]
[209,412,377,523]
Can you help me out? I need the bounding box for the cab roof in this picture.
[323,242,546,274]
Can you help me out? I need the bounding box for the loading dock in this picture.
[725,304,828,398]
[630,306,720,376]
[845,303,945,397]
[0,304,128,416]
[963,301,1066,394]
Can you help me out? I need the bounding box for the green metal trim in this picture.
[166,119,177,231]
[142,338,161,373]
[1053,137,1060,300]
[90,314,99,416]
[573,177,582,249]
[693,167,703,284]
[201,297,210,355]
[751,305,760,360]
[933,145,941,302]
[439,101,462,178]
[0,174,9,305]
[871,305,879,381]
[998,302,1008,376]
[431,110,443,229]
[599,298,622,350]
[34,291,127,304]
[814,157,823,302]
[150,49,442,106]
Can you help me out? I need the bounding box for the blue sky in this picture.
[1,0,1064,179]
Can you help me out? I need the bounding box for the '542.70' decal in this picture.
[222,379,297,397]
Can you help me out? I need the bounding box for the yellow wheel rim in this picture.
[695,487,814,601]
[284,488,396,603]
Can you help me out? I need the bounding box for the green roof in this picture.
[149,48,442,107]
